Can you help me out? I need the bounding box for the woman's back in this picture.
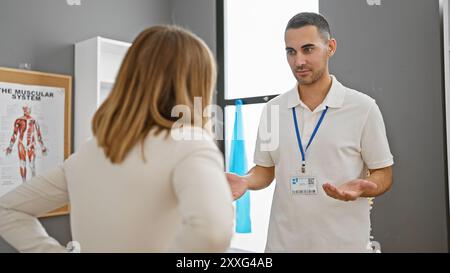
[65,128,233,252]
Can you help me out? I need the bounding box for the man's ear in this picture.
[328,38,337,57]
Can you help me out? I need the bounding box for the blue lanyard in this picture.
[292,106,329,173]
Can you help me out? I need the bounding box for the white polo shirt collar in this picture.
[286,75,346,111]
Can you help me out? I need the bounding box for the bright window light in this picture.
[225,0,319,100]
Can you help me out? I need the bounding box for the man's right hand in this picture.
[226,173,249,200]
[5,147,12,155]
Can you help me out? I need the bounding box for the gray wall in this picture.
[169,0,219,108]
[0,0,171,75]
[320,0,448,252]
[0,0,171,253]
[170,0,216,56]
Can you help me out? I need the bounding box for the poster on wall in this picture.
[0,82,65,196]
[0,67,72,217]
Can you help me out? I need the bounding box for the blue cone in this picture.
[229,99,251,233]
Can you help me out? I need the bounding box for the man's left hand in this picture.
[322,179,377,201]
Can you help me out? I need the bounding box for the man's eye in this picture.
[286,49,295,55]
[304,47,313,53]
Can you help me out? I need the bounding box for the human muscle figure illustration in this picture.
[5,106,47,182]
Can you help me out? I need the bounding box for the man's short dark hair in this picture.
[285,12,331,42]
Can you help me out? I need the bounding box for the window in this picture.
[225,0,318,100]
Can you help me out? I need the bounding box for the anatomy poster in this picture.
[0,82,65,197]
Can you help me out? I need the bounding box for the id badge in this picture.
[290,175,318,195]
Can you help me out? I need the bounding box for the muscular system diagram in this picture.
[5,106,47,182]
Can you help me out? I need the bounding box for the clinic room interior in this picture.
[0,0,450,253]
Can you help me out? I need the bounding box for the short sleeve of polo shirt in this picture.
[254,104,275,167]
[361,101,394,169]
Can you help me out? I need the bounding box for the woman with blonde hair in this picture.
[0,25,234,253]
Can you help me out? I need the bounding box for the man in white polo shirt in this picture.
[227,12,393,252]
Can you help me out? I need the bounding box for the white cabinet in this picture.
[74,37,131,151]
